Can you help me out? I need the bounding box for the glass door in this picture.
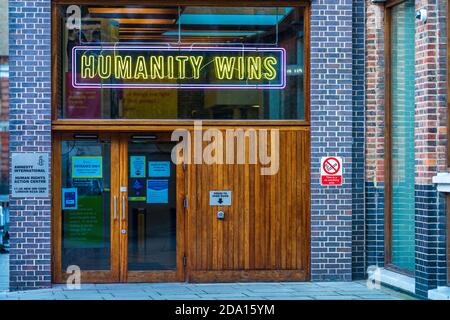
[119,133,185,282]
[53,132,120,283]
[386,0,416,273]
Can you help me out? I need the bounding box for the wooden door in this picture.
[119,132,186,282]
[186,127,310,282]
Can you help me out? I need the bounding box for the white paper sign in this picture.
[209,191,232,206]
[12,152,50,198]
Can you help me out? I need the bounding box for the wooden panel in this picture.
[51,132,62,283]
[189,270,307,282]
[187,127,310,281]
[384,4,393,266]
[53,0,309,8]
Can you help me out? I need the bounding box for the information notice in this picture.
[12,152,49,198]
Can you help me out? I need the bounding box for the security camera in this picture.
[416,9,428,23]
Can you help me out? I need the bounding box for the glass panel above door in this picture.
[56,5,305,120]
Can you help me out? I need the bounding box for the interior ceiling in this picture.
[84,6,289,43]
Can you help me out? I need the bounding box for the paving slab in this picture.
[265,296,315,300]
[0,281,416,300]
[313,295,360,300]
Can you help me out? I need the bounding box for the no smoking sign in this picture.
[320,156,342,186]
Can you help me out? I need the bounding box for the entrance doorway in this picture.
[52,128,310,284]
[52,132,186,283]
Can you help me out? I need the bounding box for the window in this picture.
[56,4,307,120]
[386,0,416,273]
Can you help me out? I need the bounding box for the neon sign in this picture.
[72,46,286,89]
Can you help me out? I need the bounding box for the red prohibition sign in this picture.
[323,157,340,175]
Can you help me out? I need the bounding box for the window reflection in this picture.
[58,5,305,120]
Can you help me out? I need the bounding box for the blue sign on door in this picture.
[147,180,169,204]
[62,188,78,210]
[149,161,171,177]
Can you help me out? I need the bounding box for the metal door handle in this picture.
[113,196,117,220]
[122,195,126,220]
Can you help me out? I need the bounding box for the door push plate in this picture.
[120,186,127,192]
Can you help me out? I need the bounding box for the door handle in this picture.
[122,195,126,220]
[113,196,117,220]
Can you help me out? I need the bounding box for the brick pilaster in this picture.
[310,0,354,281]
[8,0,52,291]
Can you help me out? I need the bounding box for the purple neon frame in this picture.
[71,45,286,90]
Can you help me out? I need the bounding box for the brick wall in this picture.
[414,0,448,298]
[365,0,448,298]
[310,0,354,281]
[365,0,386,269]
[352,0,366,280]
[9,0,52,291]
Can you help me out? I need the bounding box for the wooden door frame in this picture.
[50,0,311,283]
[384,0,415,275]
[52,131,121,283]
[447,0,450,286]
[119,132,186,282]
[52,131,186,283]
[51,0,311,127]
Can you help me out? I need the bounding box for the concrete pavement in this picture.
[0,280,416,300]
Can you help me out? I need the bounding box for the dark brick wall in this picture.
[310,0,354,281]
[352,0,366,280]
[365,182,385,268]
[415,186,447,297]
[8,0,52,291]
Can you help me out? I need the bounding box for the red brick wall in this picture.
[414,0,448,185]
[365,1,386,185]
[0,57,8,193]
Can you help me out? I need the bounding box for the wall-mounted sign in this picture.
[62,188,78,210]
[320,156,343,186]
[130,156,146,178]
[129,179,146,202]
[147,180,169,204]
[72,46,286,89]
[72,156,103,179]
[149,161,171,178]
[12,153,49,198]
[209,191,232,206]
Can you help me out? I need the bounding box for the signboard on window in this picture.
[71,46,286,89]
